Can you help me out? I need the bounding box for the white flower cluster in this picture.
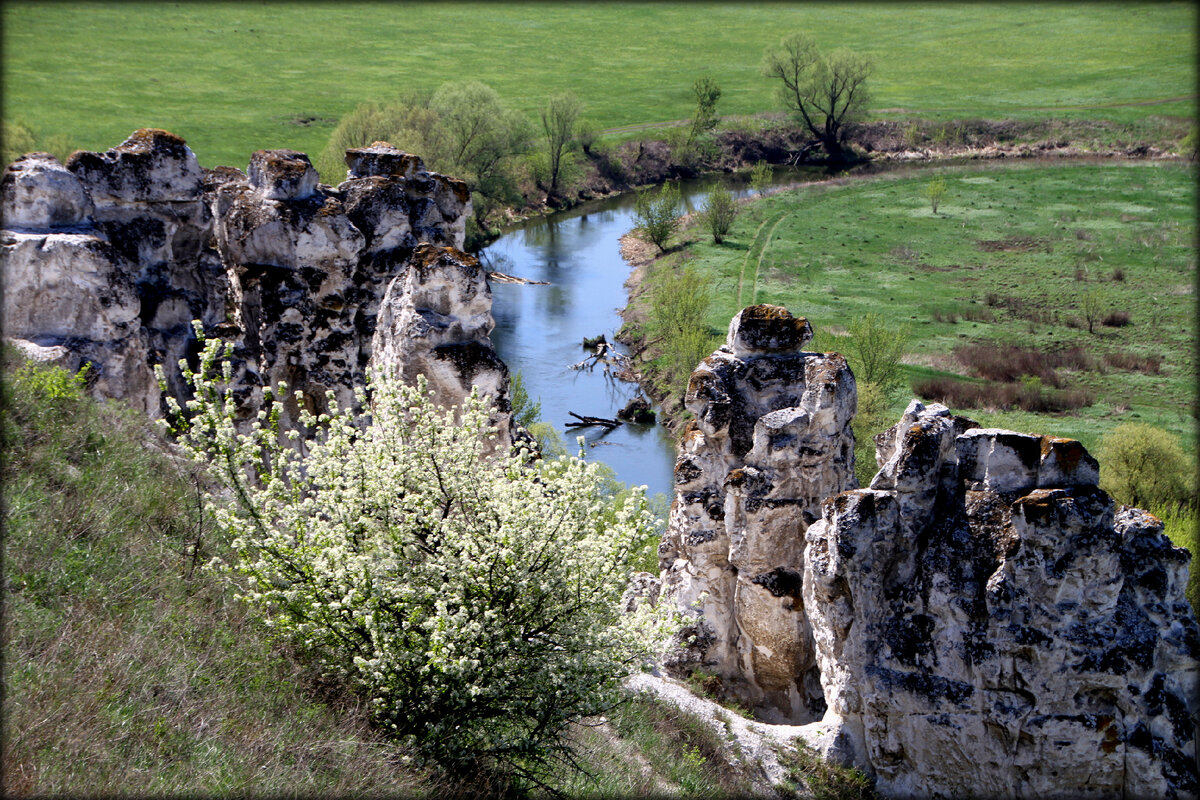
[160,332,678,769]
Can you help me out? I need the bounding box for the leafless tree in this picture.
[762,34,871,164]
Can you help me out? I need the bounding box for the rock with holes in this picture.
[3,131,478,427]
[659,305,857,721]
[1,226,157,412]
[369,243,512,448]
[802,400,1199,799]
[63,129,224,408]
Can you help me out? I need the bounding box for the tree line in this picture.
[315,33,873,247]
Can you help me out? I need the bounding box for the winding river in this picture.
[483,171,812,499]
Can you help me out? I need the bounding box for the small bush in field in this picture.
[701,185,738,244]
[1099,423,1194,510]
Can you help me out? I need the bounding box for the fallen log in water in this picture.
[564,411,622,430]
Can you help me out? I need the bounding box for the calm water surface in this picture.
[483,169,819,499]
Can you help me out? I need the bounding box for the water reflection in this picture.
[483,168,823,498]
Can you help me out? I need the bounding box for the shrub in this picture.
[634,182,683,253]
[1102,310,1132,327]
[646,262,719,401]
[701,185,738,244]
[851,379,893,487]
[164,338,672,777]
[1099,423,1194,510]
[913,375,1093,413]
[750,160,772,196]
[953,343,1094,386]
[923,175,947,215]
[1102,350,1161,374]
[845,313,909,391]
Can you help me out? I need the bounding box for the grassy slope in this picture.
[3,2,1195,168]
[4,356,855,798]
[668,161,1196,455]
[1,356,436,795]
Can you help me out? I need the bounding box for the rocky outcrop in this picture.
[660,308,1198,798]
[1,152,159,411]
[2,130,504,433]
[370,243,512,448]
[802,401,1198,798]
[658,305,857,721]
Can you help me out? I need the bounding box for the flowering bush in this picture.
[162,336,672,775]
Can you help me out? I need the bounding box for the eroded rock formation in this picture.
[660,309,1199,798]
[804,401,1198,798]
[658,304,857,721]
[2,130,508,436]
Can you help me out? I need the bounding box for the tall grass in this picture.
[1,351,430,796]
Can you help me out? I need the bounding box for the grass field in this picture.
[661,161,1197,456]
[3,2,1195,169]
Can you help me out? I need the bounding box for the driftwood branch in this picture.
[564,411,621,430]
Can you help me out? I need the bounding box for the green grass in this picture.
[547,692,757,798]
[1,352,438,796]
[3,2,1195,168]
[661,161,1196,459]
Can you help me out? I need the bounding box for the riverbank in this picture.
[473,114,1193,249]
[615,158,1197,456]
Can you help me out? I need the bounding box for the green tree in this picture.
[687,77,722,147]
[634,182,683,253]
[761,33,871,165]
[701,185,738,244]
[541,92,581,198]
[1099,423,1194,510]
[845,312,909,390]
[509,369,541,430]
[850,379,893,487]
[163,337,673,780]
[924,175,947,214]
[1081,287,1107,334]
[646,263,717,400]
[750,160,773,196]
[314,88,530,236]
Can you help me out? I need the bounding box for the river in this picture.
[483,169,816,500]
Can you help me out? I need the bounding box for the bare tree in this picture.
[762,34,871,164]
[541,92,580,198]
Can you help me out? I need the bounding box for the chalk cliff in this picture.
[660,309,1199,799]
[2,131,509,442]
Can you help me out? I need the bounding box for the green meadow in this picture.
[669,161,1196,454]
[3,2,1195,168]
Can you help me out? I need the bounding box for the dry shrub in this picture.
[913,375,1094,413]
[1103,350,1162,374]
[953,344,1094,387]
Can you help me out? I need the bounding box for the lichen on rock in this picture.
[3,130,486,431]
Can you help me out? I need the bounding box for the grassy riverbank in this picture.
[4,3,1194,168]
[623,160,1196,453]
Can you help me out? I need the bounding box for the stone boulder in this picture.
[658,305,857,720]
[803,400,1199,799]
[64,129,223,408]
